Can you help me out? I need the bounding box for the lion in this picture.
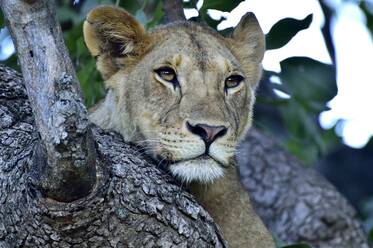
[83,5,275,247]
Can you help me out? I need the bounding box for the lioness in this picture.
[84,5,275,247]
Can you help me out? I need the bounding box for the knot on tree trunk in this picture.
[49,73,90,148]
[30,72,97,202]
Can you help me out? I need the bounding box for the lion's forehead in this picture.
[149,26,238,70]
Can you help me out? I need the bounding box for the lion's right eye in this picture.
[154,67,179,87]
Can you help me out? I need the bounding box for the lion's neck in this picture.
[189,166,275,248]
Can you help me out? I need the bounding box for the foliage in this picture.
[361,197,373,242]
[275,57,338,163]
[262,17,338,164]
[266,14,313,50]
[0,0,342,164]
[361,1,373,35]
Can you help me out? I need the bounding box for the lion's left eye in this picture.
[225,75,244,90]
[154,67,178,83]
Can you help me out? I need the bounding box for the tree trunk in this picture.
[238,130,370,247]
[0,0,96,202]
[0,65,227,247]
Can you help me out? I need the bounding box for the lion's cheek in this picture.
[136,111,156,133]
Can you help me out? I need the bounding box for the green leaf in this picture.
[271,83,290,96]
[360,2,373,35]
[201,13,223,30]
[146,0,164,30]
[198,2,228,31]
[369,228,373,243]
[200,0,241,12]
[268,57,338,164]
[0,10,4,27]
[118,0,141,15]
[218,27,233,37]
[280,56,337,110]
[80,0,114,18]
[183,0,199,9]
[77,57,105,107]
[57,6,78,23]
[266,14,313,50]
[2,54,19,71]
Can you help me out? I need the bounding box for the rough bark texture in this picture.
[0,0,96,202]
[0,65,226,247]
[1,64,370,247]
[238,130,370,248]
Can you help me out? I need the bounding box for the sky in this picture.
[185,0,373,149]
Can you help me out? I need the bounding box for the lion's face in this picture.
[84,6,265,183]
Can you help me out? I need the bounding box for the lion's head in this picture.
[84,6,265,183]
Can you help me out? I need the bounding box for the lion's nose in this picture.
[186,122,228,146]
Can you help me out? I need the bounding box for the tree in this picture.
[0,0,370,247]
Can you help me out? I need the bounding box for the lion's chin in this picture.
[168,156,225,184]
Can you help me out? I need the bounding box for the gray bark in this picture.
[0,0,96,202]
[0,64,370,247]
[238,129,370,247]
[0,65,226,247]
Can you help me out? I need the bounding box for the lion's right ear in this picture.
[83,6,152,80]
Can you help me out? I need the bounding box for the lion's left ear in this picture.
[226,13,265,88]
[228,12,265,63]
[83,5,152,80]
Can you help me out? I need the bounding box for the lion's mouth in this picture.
[150,146,231,183]
[188,154,228,168]
[166,154,226,183]
[159,154,228,168]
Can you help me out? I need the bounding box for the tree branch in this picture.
[238,128,370,247]
[162,0,186,23]
[0,0,96,202]
[0,65,227,247]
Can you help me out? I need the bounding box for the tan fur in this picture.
[191,166,274,247]
[84,5,274,247]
